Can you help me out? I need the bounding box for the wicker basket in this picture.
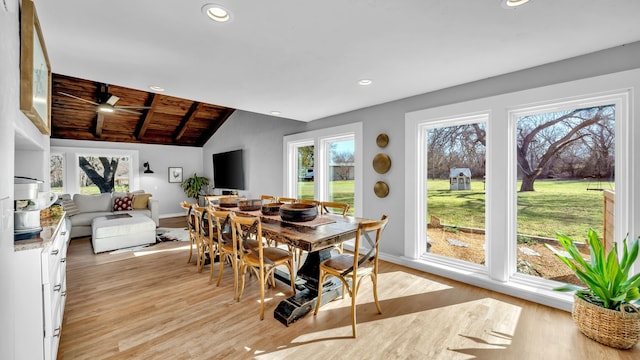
[572,295,640,349]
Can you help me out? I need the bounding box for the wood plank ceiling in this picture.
[51,74,235,147]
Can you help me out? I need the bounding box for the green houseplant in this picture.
[181,173,210,204]
[545,229,640,349]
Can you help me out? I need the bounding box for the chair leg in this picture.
[259,266,266,320]
[187,238,193,263]
[313,271,328,316]
[351,288,357,338]
[215,254,225,287]
[372,273,382,314]
[237,265,247,302]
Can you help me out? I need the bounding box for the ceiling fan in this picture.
[58,83,152,115]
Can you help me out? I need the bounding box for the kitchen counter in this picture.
[14,213,66,252]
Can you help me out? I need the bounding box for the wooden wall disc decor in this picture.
[376,133,389,148]
[373,153,391,174]
[374,181,389,198]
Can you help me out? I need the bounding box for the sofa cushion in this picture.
[60,198,80,216]
[70,211,114,227]
[113,196,133,211]
[132,193,152,209]
[74,193,112,213]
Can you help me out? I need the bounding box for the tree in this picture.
[79,156,119,193]
[332,150,354,180]
[298,145,314,171]
[517,105,613,191]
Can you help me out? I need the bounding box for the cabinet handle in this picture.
[62,291,66,297]
[53,327,61,337]
[54,284,62,291]
[61,231,67,236]
[60,257,67,263]
[51,249,59,255]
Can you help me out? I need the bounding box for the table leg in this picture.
[274,247,343,326]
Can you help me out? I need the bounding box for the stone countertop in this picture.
[14,213,66,252]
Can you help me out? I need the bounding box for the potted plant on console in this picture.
[181,173,209,205]
[545,229,640,349]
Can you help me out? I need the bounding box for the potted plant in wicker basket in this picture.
[545,229,640,349]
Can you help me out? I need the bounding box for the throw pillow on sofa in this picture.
[132,193,152,209]
[113,196,133,211]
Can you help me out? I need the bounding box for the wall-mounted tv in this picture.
[212,149,245,190]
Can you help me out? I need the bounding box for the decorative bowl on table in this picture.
[279,203,318,222]
[261,202,284,216]
[219,197,239,208]
[238,199,262,211]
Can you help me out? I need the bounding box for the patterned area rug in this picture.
[156,227,190,242]
[108,228,189,254]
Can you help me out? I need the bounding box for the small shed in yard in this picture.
[450,168,471,190]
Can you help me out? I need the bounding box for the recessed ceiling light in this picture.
[502,0,530,8]
[202,4,230,22]
[149,85,165,92]
[358,79,373,86]
[270,111,281,116]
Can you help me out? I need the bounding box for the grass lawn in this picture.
[427,178,610,240]
[298,180,355,215]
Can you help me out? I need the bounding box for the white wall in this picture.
[50,139,203,217]
[202,110,306,199]
[0,1,19,357]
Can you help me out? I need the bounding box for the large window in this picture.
[425,117,487,266]
[50,147,139,195]
[284,123,362,216]
[405,79,632,309]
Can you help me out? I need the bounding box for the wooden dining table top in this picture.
[211,205,360,252]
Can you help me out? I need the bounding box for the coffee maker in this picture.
[14,176,58,240]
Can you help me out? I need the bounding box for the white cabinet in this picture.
[14,217,70,360]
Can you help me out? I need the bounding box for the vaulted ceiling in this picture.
[51,74,235,147]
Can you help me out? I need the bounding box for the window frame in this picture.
[405,75,634,311]
[50,146,139,195]
[283,122,363,216]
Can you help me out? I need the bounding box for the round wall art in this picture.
[374,181,389,198]
[372,153,391,174]
[376,133,389,148]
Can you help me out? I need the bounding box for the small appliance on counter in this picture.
[14,176,58,240]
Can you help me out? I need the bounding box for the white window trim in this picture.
[405,70,636,311]
[283,122,363,216]
[50,146,139,195]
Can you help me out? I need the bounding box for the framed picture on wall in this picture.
[168,167,183,183]
[20,0,51,135]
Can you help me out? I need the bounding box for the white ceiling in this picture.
[34,0,640,122]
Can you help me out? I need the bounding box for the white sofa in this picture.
[62,191,159,239]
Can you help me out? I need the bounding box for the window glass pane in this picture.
[50,154,64,194]
[297,145,314,199]
[327,138,355,214]
[515,105,615,282]
[426,122,486,265]
[78,155,130,194]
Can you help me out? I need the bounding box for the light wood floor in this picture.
[57,217,639,359]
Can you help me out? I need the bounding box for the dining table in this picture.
[212,205,362,326]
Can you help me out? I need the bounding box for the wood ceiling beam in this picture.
[174,102,202,142]
[95,113,104,137]
[135,93,160,139]
[196,108,235,146]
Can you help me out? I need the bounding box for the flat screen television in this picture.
[212,149,245,190]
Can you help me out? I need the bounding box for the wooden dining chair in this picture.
[277,197,297,204]
[230,212,296,320]
[210,210,241,299]
[193,206,213,273]
[181,201,199,264]
[321,201,350,254]
[321,201,350,216]
[314,215,388,337]
[260,195,276,203]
